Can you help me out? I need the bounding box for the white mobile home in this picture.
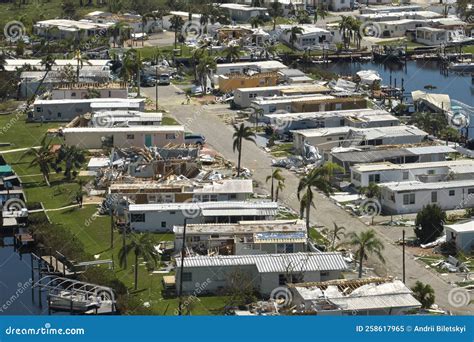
[62,125,185,149]
[215,60,288,76]
[351,159,474,188]
[33,19,112,40]
[375,19,426,38]
[90,111,163,127]
[234,84,330,108]
[175,252,348,295]
[252,94,335,115]
[380,180,474,214]
[219,3,268,22]
[129,201,279,232]
[30,98,145,122]
[279,25,332,51]
[173,219,307,255]
[444,220,474,253]
[265,109,399,134]
[330,145,456,173]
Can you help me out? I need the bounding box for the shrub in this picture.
[414,204,446,244]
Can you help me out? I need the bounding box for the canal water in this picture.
[315,60,473,105]
[0,236,49,315]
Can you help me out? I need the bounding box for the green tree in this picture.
[266,168,285,201]
[119,233,158,290]
[313,4,328,24]
[20,135,56,187]
[348,229,385,278]
[140,12,157,47]
[56,145,86,180]
[196,51,216,94]
[169,15,185,49]
[232,123,256,177]
[223,45,240,62]
[322,222,346,251]
[440,127,460,145]
[268,0,283,31]
[121,49,143,96]
[284,26,303,49]
[408,112,447,136]
[339,16,353,50]
[73,50,91,83]
[414,204,446,244]
[297,163,343,235]
[360,182,381,199]
[249,15,265,28]
[411,281,435,309]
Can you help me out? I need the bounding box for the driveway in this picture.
[143,84,473,314]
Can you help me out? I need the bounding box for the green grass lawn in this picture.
[270,142,294,157]
[0,112,60,151]
[48,206,228,315]
[0,1,108,37]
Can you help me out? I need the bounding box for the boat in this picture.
[449,62,474,73]
[373,46,406,63]
[48,291,100,312]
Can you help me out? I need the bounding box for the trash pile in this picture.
[430,255,470,273]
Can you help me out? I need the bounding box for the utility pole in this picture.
[155,66,159,112]
[178,218,188,316]
[402,229,406,284]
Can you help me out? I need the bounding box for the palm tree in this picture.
[360,182,381,199]
[223,45,240,62]
[322,222,346,251]
[411,281,435,309]
[110,21,130,48]
[154,7,167,29]
[169,15,185,49]
[313,4,328,24]
[232,124,256,177]
[266,168,285,201]
[260,43,277,60]
[284,26,303,49]
[299,191,314,221]
[56,145,86,180]
[351,19,362,50]
[75,178,86,208]
[249,15,265,29]
[339,16,353,50]
[275,175,285,201]
[297,163,343,235]
[268,0,283,31]
[27,54,55,105]
[20,135,56,187]
[140,12,157,47]
[196,51,216,94]
[73,50,91,83]
[348,229,385,278]
[118,233,158,290]
[122,49,143,96]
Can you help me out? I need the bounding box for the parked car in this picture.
[158,73,170,85]
[141,76,156,87]
[184,133,206,146]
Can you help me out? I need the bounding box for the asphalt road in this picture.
[143,84,473,315]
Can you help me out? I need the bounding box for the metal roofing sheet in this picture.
[178,252,348,273]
